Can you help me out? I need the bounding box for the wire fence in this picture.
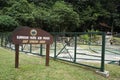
[0,32,120,71]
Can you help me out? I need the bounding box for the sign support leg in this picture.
[15,44,19,68]
[46,44,50,66]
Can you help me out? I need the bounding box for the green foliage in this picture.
[0,0,120,32]
[27,0,61,6]
[80,29,100,45]
[87,29,99,33]
[0,15,18,32]
[4,0,35,26]
[50,1,80,32]
[79,1,110,30]
[81,34,89,44]
[88,29,100,43]
[32,7,50,28]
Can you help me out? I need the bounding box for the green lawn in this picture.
[0,47,120,80]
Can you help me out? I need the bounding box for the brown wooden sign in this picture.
[11,27,53,68]
[12,27,53,44]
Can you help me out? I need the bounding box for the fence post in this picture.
[9,42,11,49]
[100,32,106,72]
[54,35,57,60]
[118,60,120,66]
[30,44,32,53]
[1,33,3,47]
[0,33,1,46]
[74,33,77,63]
[40,44,43,56]
[5,34,7,48]
[21,45,23,52]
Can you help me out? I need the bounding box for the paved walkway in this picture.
[50,46,120,64]
[6,43,120,64]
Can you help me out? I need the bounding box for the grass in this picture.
[0,47,120,80]
[113,37,120,45]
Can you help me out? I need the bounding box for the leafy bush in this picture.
[80,29,100,45]
[0,15,18,32]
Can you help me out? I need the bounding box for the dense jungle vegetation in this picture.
[0,0,120,32]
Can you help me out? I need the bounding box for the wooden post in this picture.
[46,44,50,66]
[15,44,19,68]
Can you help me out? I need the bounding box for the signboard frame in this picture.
[12,27,53,68]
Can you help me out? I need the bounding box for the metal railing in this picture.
[0,32,106,72]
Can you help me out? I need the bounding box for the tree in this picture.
[0,0,120,32]
[32,7,51,29]
[27,0,61,6]
[50,1,80,32]
[100,0,120,32]
[0,15,18,32]
[65,0,120,32]
[70,0,111,31]
[3,0,35,27]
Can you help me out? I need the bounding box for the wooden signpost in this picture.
[11,27,53,68]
